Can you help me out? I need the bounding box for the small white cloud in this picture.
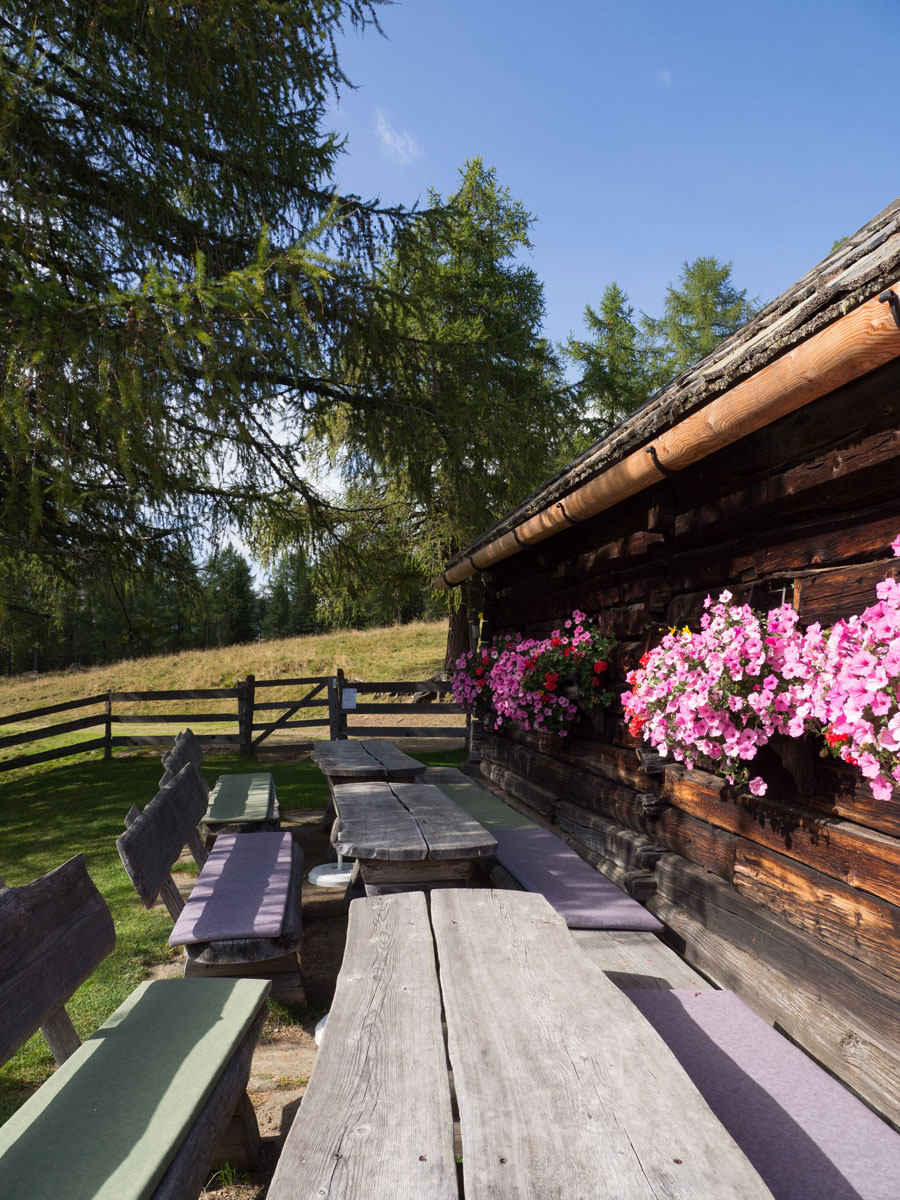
[657,68,673,86]
[374,109,422,164]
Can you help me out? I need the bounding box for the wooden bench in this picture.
[0,855,270,1199]
[425,767,662,932]
[118,762,306,1004]
[267,889,771,1199]
[161,728,279,835]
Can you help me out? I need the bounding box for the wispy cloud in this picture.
[657,68,673,86]
[374,109,422,164]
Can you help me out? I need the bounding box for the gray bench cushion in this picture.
[424,768,538,829]
[629,988,900,1200]
[169,832,293,945]
[206,773,274,824]
[0,977,269,1200]
[493,826,663,932]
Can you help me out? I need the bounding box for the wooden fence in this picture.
[0,672,466,774]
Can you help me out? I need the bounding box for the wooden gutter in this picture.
[435,282,900,589]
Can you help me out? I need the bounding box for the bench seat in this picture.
[118,767,304,1001]
[422,767,538,829]
[493,826,664,932]
[161,730,279,834]
[206,773,275,827]
[629,988,900,1200]
[0,978,268,1200]
[170,832,293,945]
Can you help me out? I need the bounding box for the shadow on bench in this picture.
[118,763,306,1005]
[161,728,279,836]
[0,855,270,1199]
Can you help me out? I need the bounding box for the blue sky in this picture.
[329,0,900,348]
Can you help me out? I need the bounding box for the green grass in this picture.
[0,741,465,1123]
[0,748,333,1122]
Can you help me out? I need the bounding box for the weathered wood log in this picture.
[733,841,900,981]
[662,765,900,910]
[553,801,663,873]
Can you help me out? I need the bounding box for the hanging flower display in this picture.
[807,535,900,802]
[452,611,616,738]
[622,593,817,796]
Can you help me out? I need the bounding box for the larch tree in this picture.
[315,160,579,668]
[647,256,759,378]
[0,0,423,640]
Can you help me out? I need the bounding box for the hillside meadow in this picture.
[0,620,458,761]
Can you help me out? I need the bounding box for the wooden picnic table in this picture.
[310,739,427,781]
[331,780,497,892]
[268,889,773,1199]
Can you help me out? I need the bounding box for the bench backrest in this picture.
[117,762,208,910]
[160,728,209,793]
[0,855,115,1066]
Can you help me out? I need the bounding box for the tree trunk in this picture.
[444,602,471,674]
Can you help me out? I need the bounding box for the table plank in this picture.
[310,741,388,779]
[358,740,426,778]
[332,782,427,860]
[267,893,456,1200]
[431,890,773,1200]
[571,930,714,992]
[391,783,497,861]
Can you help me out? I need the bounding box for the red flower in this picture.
[563,646,572,658]
[544,671,559,690]
[824,727,848,749]
[474,667,484,677]
[551,637,562,647]
[639,652,651,667]
[628,715,646,737]
[593,660,608,674]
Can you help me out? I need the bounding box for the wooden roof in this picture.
[447,193,900,572]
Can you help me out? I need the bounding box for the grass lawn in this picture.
[0,742,465,1123]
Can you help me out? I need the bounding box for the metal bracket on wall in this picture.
[878,288,900,332]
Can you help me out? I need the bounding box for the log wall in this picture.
[478,356,900,1127]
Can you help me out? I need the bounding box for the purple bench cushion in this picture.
[493,827,663,932]
[170,832,293,946]
[628,988,900,1200]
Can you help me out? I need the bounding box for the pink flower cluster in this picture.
[805,535,900,801]
[623,593,820,796]
[624,534,900,803]
[451,611,616,738]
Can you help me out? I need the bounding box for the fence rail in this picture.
[0,671,466,773]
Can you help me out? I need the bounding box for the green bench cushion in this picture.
[425,769,538,830]
[206,773,273,824]
[0,977,269,1200]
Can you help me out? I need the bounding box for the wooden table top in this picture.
[310,739,426,780]
[269,889,772,1200]
[332,780,497,862]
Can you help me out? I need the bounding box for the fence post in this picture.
[327,675,341,740]
[337,667,348,739]
[237,676,254,755]
[104,692,112,760]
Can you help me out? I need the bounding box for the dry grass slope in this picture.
[0,619,450,713]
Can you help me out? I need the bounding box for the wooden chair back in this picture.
[160,728,208,793]
[0,855,115,1066]
[117,763,208,914]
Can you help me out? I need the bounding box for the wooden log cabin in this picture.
[437,195,900,1130]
